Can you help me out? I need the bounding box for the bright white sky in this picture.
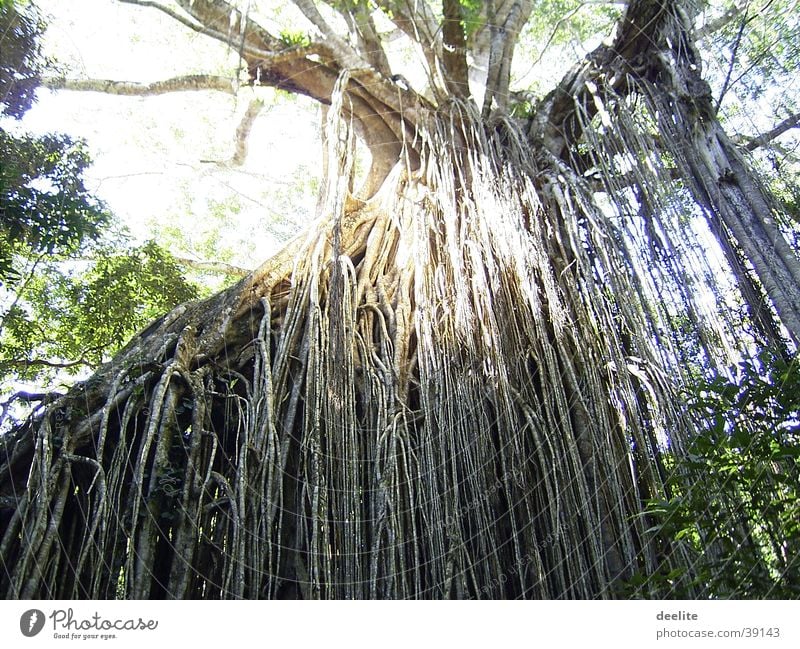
[15,0,621,277]
[19,0,795,277]
[22,0,322,270]
[18,0,607,275]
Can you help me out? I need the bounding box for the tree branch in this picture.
[230,97,265,166]
[121,0,306,63]
[695,4,744,39]
[173,0,282,52]
[122,0,430,196]
[375,0,440,53]
[760,142,800,166]
[0,391,63,407]
[118,0,264,53]
[530,0,674,158]
[42,74,237,96]
[119,0,214,33]
[343,1,393,77]
[742,111,800,152]
[5,354,102,370]
[373,0,442,94]
[713,7,750,114]
[1,344,105,376]
[482,0,533,116]
[312,0,392,77]
[290,0,367,70]
[173,256,251,277]
[197,96,266,167]
[10,391,62,401]
[0,390,63,431]
[441,0,470,98]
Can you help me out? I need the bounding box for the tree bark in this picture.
[42,75,237,95]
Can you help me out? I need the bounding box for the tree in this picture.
[0,130,109,284]
[1,2,198,435]
[0,0,44,119]
[1,0,798,599]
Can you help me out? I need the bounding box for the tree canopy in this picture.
[0,0,44,118]
[1,1,199,424]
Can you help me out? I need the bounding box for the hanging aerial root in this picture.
[1,101,721,599]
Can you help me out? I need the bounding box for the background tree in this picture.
[1,0,798,599]
[1,1,197,431]
[635,350,800,598]
[0,0,43,118]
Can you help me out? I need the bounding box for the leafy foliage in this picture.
[635,351,800,598]
[0,130,110,284]
[705,0,800,106]
[1,1,109,284]
[521,0,620,51]
[701,0,800,174]
[278,29,311,48]
[456,0,483,39]
[0,241,198,387]
[0,125,197,395]
[0,0,198,402]
[0,1,45,118]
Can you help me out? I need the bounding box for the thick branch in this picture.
[120,0,277,57]
[174,0,282,52]
[612,0,670,60]
[0,391,62,404]
[290,0,366,69]
[482,0,533,116]
[742,111,800,152]
[530,0,676,157]
[42,74,237,96]
[230,97,265,166]
[373,0,443,95]
[349,2,392,77]
[441,0,470,98]
[122,0,317,65]
[319,0,392,76]
[695,4,744,39]
[126,0,429,196]
[119,0,224,37]
[173,256,251,277]
[0,391,63,430]
[4,355,97,371]
[375,0,440,53]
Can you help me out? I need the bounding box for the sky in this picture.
[21,0,322,270]
[17,0,617,275]
[15,0,798,279]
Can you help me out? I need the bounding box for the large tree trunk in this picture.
[0,101,697,598]
[1,0,795,599]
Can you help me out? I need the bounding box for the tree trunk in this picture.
[0,95,698,597]
[639,23,800,345]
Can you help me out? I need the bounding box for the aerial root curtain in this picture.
[0,99,704,598]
